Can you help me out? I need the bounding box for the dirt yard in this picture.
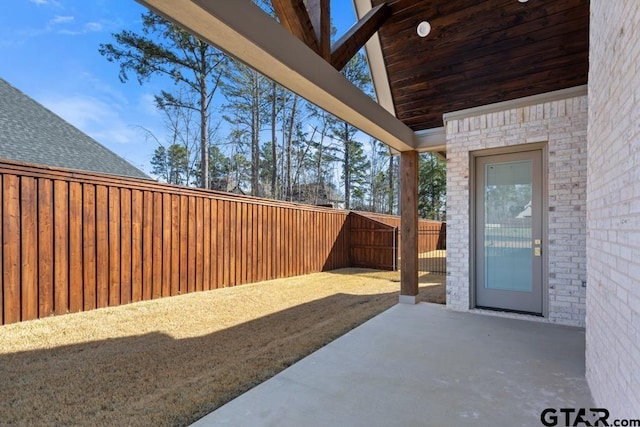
[0,268,444,426]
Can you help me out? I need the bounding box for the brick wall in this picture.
[445,94,588,326]
[586,0,640,416]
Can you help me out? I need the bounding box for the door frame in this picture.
[469,142,549,317]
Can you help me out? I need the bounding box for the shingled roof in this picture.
[0,78,149,179]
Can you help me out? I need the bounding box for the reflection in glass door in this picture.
[475,151,543,314]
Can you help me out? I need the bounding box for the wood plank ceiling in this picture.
[272,0,590,133]
[374,0,590,131]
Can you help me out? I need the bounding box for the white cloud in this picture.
[17,13,109,38]
[50,15,74,25]
[37,85,165,165]
[29,0,62,7]
[40,94,141,145]
[84,22,102,32]
[138,93,160,117]
[57,20,110,35]
[38,92,160,172]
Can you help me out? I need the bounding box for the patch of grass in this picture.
[0,268,444,426]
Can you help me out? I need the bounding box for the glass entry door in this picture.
[475,150,543,314]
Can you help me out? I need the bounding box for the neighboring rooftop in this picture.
[0,78,149,180]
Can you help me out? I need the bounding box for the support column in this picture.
[400,150,419,304]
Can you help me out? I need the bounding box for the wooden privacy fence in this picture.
[0,161,446,325]
[355,212,446,254]
[349,213,398,271]
[0,161,350,325]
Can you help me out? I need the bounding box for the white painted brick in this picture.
[586,0,640,418]
[446,91,587,328]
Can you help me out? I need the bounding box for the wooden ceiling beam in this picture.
[331,3,390,71]
[305,0,331,61]
[272,0,319,54]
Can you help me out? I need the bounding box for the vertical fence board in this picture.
[131,190,143,303]
[38,178,54,318]
[179,195,188,295]
[96,186,109,308]
[21,177,38,321]
[329,213,334,269]
[170,195,180,296]
[3,175,21,324]
[142,191,153,301]
[203,198,211,291]
[237,202,242,285]
[262,205,268,281]
[321,213,326,270]
[195,197,203,292]
[299,210,304,275]
[325,213,331,270]
[296,209,301,276]
[256,204,263,282]
[276,207,282,279]
[108,187,120,307]
[68,182,83,313]
[311,212,317,270]
[302,211,307,273]
[82,184,96,311]
[120,189,132,305]
[228,202,235,285]
[284,208,289,277]
[293,209,297,276]
[284,208,288,275]
[252,204,258,283]
[248,204,255,283]
[53,180,69,315]
[228,202,235,286]
[265,205,270,280]
[217,200,225,288]
[267,205,272,280]
[304,212,310,272]
[209,199,219,289]
[328,214,334,270]
[162,193,171,297]
[291,209,296,276]
[187,196,196,293]
[288,209,294,277]
[0,175,2,324]
[273,205,278,279]
[235,202,242,285]
[292,209,297,276]
[152,192,163,299]
[327,213,331,270]
[273,207,279,279]
[243,203,250,284]
[332,214,336,269]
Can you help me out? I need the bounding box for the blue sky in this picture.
[0,0,357,174]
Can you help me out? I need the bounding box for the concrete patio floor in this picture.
[193,303,592,427]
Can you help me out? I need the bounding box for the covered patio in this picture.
[138,0,639,421]
[193,303,591,426]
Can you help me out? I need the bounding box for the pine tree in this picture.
[150,144,189,185]
[418,153,447,220]
[99,11,226,189]
[329,52,372,209]
[221,60,270,196]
